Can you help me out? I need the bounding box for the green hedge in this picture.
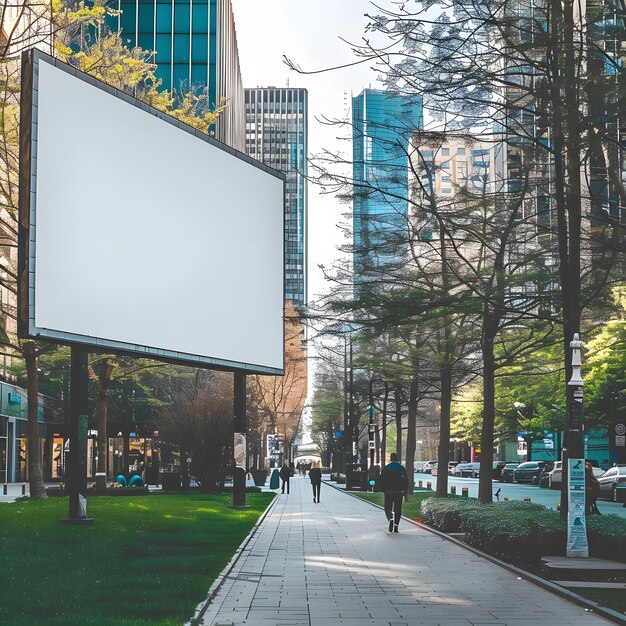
[461,504,566,560]
[421,498,563,560]
[420,497,481,532]
[420,498,626,563]
[587,515,626,561]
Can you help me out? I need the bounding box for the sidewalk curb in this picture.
[330,483,626,626]
[189,491,279,625]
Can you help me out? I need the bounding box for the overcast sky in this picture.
[230,0,387,305]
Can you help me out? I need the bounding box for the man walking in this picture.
[279,462,291,494]
[380,453,409,533]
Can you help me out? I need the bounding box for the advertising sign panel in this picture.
[566,458,589,558]
[234,433,246,470]
[19,51,285,374]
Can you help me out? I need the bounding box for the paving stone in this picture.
[195,477,615,626]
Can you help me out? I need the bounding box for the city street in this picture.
[414,472,626,518]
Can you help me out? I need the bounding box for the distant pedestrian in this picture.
[280,462,291,494]
[309,461,322,503]
[585,462,601,515]
[380,453,409,533]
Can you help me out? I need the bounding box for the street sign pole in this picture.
[565,334,588,558]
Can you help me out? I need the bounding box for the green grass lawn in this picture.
[567,588,626,615]
[351,489,438,521]
[0,492,274,625]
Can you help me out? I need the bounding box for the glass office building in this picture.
[352,89,423,284]
[245,88,308,306]
[107,0,244,149]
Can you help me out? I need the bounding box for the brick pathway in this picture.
[196,476,613,626]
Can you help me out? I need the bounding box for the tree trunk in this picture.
[95,358,114,477]
[24,342,47,499]
[405,376,418,494]
[478,326,497,503]
[380,382,388,464]
[436,365,452,498]
[180,448,190,491]
[395,384,402,458]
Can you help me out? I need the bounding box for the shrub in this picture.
[420,497,481,532]
[460,505,566,561]
[587,515,626,562]
[421,497,566,561]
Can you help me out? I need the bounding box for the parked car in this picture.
[448,461,463,475]
[547,461,562,489]
[548,461,605,489]
[468,462,481,477]
[597,465,626,499]
[454,462,474,477]
[499,463,520,483]
[424,460,438,474]
[538,462,555,488]
[513,461,547,484]
[492,461,507,480]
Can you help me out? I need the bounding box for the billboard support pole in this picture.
[233,370,248,509]
[61,345,93,525]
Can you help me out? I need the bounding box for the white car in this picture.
[547,461,562,489]
[424,460,438,474]
[598,465,626,499]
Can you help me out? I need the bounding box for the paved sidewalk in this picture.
[196,476,613,626]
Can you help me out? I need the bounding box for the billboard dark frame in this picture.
[18,49,286,375]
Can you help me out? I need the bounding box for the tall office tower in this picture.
[244,88,308,306]
[107,0,244,149]
[501,0,626,304]
[352,89,423,286]
[504,1,626,221]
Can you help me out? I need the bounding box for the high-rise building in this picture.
[352,89,423,283]
[244,87,308,306]
[107,0,244,149]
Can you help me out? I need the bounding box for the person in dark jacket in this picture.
[309,461,322,503]
[380,453,409,533]
[585,461,601,515]
[279,462,291,494]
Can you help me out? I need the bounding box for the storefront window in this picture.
[16,437,27,482]
[50,437,64,479]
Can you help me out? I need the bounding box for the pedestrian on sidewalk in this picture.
[380,453,409,533]
[309,460,322,503]
[585,461,601,515]
[280,462,291,494]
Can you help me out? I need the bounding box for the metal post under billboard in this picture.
[565,334,588,557]
[61,345,93,525]
[233,371,248,509]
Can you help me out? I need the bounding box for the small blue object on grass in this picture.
[115,475,127,487]
[128,475,144,487]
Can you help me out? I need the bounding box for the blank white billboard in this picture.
[20,51,285,374]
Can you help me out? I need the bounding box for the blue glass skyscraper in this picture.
[107,0,244,149]
[352,89,423,283]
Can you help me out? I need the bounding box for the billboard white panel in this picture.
[20,52,285,374]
